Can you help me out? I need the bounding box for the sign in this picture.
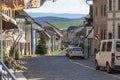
[94,34,100,40]
[80,36,84,43]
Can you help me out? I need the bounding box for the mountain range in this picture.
[27,13,86,19]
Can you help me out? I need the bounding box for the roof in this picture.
[32,22,44,31]
[43,22,63,37]
[2,13,18,30]
[2,0,25,10]
[67,26,79,31]
[43,31,51,39]
[15,10,28,16]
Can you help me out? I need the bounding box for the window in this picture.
[104,5,106,16]
[116,41,120,52]
[101,5,103,16]
[101,42,106,51]
[106,42,112,51]
[104,29,106,39]
[118,0,120,10]
[101,29,103,39]
[109,0,112,11]
[96,7,98,16]
[108,33,112,39]
[118,26,120,38]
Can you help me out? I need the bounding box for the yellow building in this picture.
[91,0,107,55]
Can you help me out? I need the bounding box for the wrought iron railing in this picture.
[0,61,17,80]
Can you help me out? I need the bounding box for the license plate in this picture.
[117,56,120,60]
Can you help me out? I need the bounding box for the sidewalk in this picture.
[15,71,27,80]
[87,55,95,62]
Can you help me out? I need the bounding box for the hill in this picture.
[53,21,83,30]
[34,16,85,24]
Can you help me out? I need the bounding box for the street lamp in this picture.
[86,0,93,5]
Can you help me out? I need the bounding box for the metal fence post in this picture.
[0,0,3,79]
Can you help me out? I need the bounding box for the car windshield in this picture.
[116,41,120,52]
[72,47,82,51]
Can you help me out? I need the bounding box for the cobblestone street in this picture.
[21,54,120,80]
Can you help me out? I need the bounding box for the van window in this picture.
[101,42,106,51]
[116,41,120,52]
[106,42,112,51]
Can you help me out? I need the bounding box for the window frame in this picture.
[101,42,106,52]
[106,41,112,51]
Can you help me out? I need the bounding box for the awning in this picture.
[2,13,18,30]
[13,34,26,43]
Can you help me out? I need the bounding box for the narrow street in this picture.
[21,53,120,80]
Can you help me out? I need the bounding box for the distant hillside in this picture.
[53,20,83,29]
[27,13,86,19]
[34,16,85,24]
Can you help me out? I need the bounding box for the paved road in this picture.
[22,55,120,80]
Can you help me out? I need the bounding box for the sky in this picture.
[24,0,90,14]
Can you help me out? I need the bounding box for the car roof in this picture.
[69,47,82,49]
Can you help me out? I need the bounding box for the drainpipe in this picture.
[113,0,115,39]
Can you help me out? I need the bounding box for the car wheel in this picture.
[69,56,72,59]
[106,63,112,73]
[66,54,68,57]
[95,60,100,70]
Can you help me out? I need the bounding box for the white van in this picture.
[95,39,120,73]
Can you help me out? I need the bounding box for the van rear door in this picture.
[115,41,120,65]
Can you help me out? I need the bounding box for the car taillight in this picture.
[111,53,115,63]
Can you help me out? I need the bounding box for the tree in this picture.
[36,32,47,55]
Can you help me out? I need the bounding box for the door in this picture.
[99,41,107,66]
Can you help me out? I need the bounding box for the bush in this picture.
[14,49,19,60]
[61,45,68,50]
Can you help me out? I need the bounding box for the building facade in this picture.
[107,0,120,39]
[92,0,107,55]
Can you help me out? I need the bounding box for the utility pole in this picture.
[113,0,115,39]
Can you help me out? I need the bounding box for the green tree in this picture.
[36,32,47,55]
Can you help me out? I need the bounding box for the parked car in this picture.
[95,39,120,73]
[66,47,84,59]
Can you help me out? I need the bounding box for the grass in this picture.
[53,20,84,29]
[22,49,65,58]
[47,49,64,55]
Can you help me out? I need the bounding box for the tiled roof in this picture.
[2,0,25,10]
[67,26,79,31]
[15,10,28,16]
[43,22,63,37]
